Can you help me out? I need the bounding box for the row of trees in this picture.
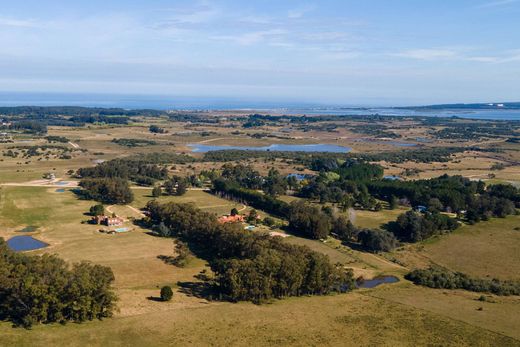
[0,239,117,328]
[406,267,520,296]
[145,201,354,303]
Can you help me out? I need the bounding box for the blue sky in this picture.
[0,0,519,105]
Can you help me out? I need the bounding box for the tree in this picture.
[160,286,173,301]
[263,168,287,197]
[246,209,259,224]
[357,229,398,252]
[288,201,332,239]
[428,198,444,213]
[230,208,239,216]
[89,204,105,216]
[171,240,191,267]
[333,216,356,241]
[389,195,399,210]
[152,185,162,198]
[176,180,187,196]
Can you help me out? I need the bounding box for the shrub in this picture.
[160,286,174,301]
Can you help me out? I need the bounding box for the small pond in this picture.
[356,276,399,289]
[188,143,352,153]
[383,175,403,181]
[7,236,48,252]
[56,181,70,186]
[56,188,66,193]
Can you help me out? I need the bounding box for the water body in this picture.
[0,92,518,120]
[189,143,352,153]
[56,188,66,193]
[7,236,48,252]
[383,175,403,181]
[355,139,419,147]
[356,276,399,288]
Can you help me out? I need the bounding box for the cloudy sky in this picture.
[0,0,519,105]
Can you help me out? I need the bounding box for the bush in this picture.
[160,286,174,301]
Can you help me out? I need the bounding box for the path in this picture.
[68,141,79,149]
[196,137,236,144]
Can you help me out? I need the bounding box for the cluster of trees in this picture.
[111,138,157,147]
[212,178,290,218]
[367,175,518,222]
[69,115,130,125]
[149,125,166,133]
[388,210,459,242]
[77,158,169,186]
[200,147,469,165]
[405,267,520,296]
[0,239,117,327]
[79,178,134,204]
[9,120,47,134]
[146,201,354,303]
[45,135,70,143]
[163,176,188,196]
[356,229,399,252]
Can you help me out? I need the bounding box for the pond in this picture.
[7,236,48,252]
[383,175,403,181]
[356,276,399,289]
[188,143,352,153]
[55,188,66,193]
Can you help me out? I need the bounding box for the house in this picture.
[218,214,245,224]
[92,215,124,227]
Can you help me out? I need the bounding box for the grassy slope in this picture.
[2,293,518,347]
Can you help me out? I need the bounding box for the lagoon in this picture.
[189,143,352,153]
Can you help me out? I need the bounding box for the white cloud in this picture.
[395,49,459,61]
[288,5,316,19]
[212,29,287,45]
[0,16,39,28]
[476,0,519,8]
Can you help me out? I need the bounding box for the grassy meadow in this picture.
[0,121,519,346]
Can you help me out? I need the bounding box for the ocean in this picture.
[0,92,518,121]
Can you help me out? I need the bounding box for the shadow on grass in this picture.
[177,281,219,301]
[146,296,165,302]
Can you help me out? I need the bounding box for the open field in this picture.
[2,291,518,347]
[1,115,520,346]
[390,215,520,281]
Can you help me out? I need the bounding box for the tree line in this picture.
[0,239,117,328]
[405,267,520,296]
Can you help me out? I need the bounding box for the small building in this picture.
[218,214,245,224]
[415,205,428,213]
[92,215,124,227]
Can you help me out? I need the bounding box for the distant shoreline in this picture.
[0,92,518,120]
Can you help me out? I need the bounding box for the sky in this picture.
[0,0,519,106]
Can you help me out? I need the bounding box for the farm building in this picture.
[92,215,124,227]
[218,214,245,224]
